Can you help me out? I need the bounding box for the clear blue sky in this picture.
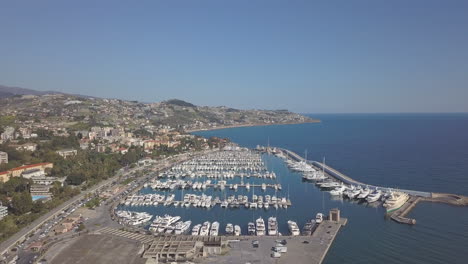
[1,0,467,113]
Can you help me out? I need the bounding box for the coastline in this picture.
[185,120,321,133]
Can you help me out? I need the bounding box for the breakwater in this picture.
[276,147,468,224]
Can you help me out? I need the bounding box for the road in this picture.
[0,157,158,257]
[1,149,215,262]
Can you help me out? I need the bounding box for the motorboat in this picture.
[316,213,324,224]
[256,217,265,236]
[268,217,278,236]
[191,224,201,236]
[234,225,241,236]
[225,223,234,235]
[210,221,220,236]
[288,220,300,236]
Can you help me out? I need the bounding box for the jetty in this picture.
[275,147,468,225]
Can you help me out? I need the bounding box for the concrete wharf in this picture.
[207,218,347,264]
[97,218,346,264]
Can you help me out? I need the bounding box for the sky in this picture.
[0,0,467,113]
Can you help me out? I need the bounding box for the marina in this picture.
[112,142,468,263]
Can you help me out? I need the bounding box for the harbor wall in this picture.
[278,148,432,198]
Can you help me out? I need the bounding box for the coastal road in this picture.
[0,162,153,257]
[0,149,215,258]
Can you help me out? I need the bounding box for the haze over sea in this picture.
[194,113,468,264]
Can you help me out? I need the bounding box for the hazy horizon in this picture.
[1,0,468,113]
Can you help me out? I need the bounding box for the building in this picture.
[31,176,66,186]
[21,169,45,179]
[329,208,341,222]
[13,143,38,152]
[0,172,9,183]
[30,185,52,198]
[96,144,107,153]
[143,236,226,263]
[0,162,54,182]
[54,216,82,234]
[0,204,8,220]
[0,151,8,164]
[0,127,15,141]
[56,149,77,159]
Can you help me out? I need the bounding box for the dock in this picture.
[276,148,468,225]
[205,218,348,264]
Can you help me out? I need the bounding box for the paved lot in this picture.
[48,234,146,264]
[203,219,346,264]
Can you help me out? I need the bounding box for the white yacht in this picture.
[383,191,409,213]
[330,184,346,196]
[234,225,241,236]
[175,221,191,235]
[347,187,361,199]
[366,190,382,203]
[268,217,278,236]
[256,217,265,236]
[210,221,220,236]
[288,220,300,236]
[316,213,324,224]
[357,187,371,199]
[248,222,256,235]
[191,224,201,236]
[200,221,211,236]
[225,223,234,235]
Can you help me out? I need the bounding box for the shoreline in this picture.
[185,120,321,133]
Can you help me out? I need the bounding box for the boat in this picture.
[316,213,324,224]
[357,186,371,199]
[174,221,191,235]
[366,190,382,203]
[268,217,278,236]
[200,221,211,236]
[248,222,256,235]
[347,187,361,199]
[302,220,317,236]
[330,184,346,196]
[288,220,300,236]
[210,221,219,236]
[191,224,201,236]
[225,223,234,235]
[383,191,409,213]
[234,225,241,236]
[255,217,265,236]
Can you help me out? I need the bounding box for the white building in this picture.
[56,149,77,159]
[0,205,8,220]
[0,127,15,141]
[0,151,8,164]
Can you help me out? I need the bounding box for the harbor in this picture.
[106,144,468,263]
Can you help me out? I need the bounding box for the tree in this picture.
[1,177,31,196]
[11,192,33,215]
[77,223,86,231]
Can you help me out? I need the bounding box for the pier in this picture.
[276,147,468,225]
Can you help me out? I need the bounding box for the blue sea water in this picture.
[190,114,468,264]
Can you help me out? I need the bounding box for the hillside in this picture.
[0,85,318,132]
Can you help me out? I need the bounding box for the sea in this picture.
[119,114,468,264]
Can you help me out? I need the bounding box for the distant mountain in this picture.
[164,99,196,107]
[0,85,50,98]
[0,84,94,99]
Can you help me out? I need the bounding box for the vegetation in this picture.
[0,180,80,242]
[85,197,100,209]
